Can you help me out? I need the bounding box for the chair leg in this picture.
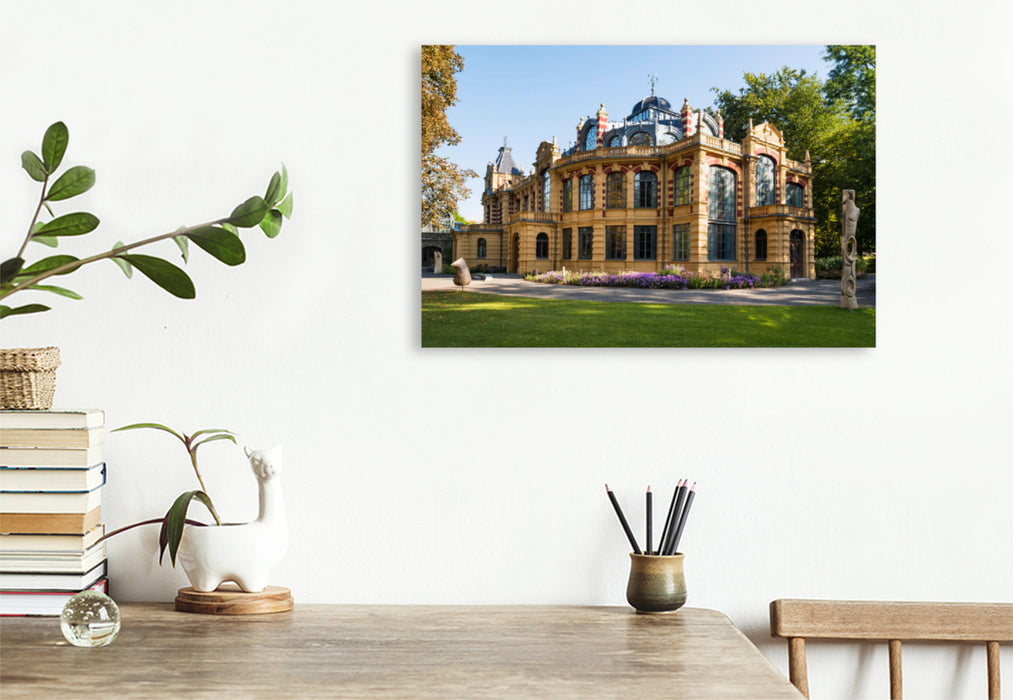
[788,637,810,698]
[888,640,903,699]
[987,641,1000,700]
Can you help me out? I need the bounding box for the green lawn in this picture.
[421,291,876,347]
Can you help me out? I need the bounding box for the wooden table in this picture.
[1,605,802,698]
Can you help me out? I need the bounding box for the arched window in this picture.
[629,131,653,146]
[562,178,573,213]
[674,167,690,206]
[542,171,551,212]
[756,156,775,206]
[659,131,677,145]
[608,135,623,147]
[584,124,597,151]
[536,233,549,259]
[477,238,487,259]
[754,230,767,260]
[606,172,626,208]
[708,166,737,261]
[786,182,804,208]
[579,174,594,210]
[634,171,657,208]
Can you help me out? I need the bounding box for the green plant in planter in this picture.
[100,423,236,566]
[0,121,293,319]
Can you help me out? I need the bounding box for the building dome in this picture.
[630,95,672,115]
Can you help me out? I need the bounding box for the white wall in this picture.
[3,2,1010,698]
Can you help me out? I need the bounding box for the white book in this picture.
[0,560,106,590]
[1,463,106,493]
[0,577,108,617]
[0,485,102,514]
[0,409,104,431]
[0,426,106,449]
[0,541,106,573]
[0,524,105,552]
[0,445,104,468]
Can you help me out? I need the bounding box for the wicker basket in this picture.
[0,347,61,409]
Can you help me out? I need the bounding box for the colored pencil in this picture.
[670,482,696,555]
[662,481,688,555]
[658,479,684,554]
[605,484,641,554]
[646,486,653,555]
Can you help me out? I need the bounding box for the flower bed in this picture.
[526,266,787,290]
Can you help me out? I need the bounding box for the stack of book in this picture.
[0,409,109,616]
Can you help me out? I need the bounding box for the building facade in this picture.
[453,95,816,279]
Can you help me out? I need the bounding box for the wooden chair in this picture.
[769,599,1013,699]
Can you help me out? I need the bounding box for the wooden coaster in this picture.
[174,583,294,615]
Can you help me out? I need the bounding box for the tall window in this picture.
[754,230,767,260]
[672,223,690,261]
[578,226,594,259]
[523,195,529,212]
[708,166,736,261]
[477,238,487,259]
[629,131,653,146]
[542,171,551,212]
[535,233,549,259]
[786,182,804,208]
[756,156,775,206]
[562,178,573,212]
[634,171,657,208]
[605,226,626,260]
[606,172,626,209]
[562,228,573,260]
[584,124,597,151]
[708,166,736,221]
[674,167,690,206]
[634,226,656,260]
[579,174,594,210]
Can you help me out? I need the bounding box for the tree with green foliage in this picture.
[711,46,876,256]
[421,46,476,229]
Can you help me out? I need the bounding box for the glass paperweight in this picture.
[60,590,121,647]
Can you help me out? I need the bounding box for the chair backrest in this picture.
[769,599,1013,699]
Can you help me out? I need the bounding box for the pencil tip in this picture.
[605,483,611,491]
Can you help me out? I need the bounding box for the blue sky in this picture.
[438,45,831,222]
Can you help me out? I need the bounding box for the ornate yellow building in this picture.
[453,94,816,279]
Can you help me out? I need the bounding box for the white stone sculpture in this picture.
[451,257,472,289]
[178,445,288,593]
[841,190,860,310]
[433,250,442,274]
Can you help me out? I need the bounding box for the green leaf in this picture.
[1,258,25,285]
[192,433,238,452]
[34,212,100,237]
[279,164,289,199]
[173,235,190,263]
[1,303,50,319]
[221,222,238,236]
[118,254,196,299]
[264,171,283,206]
[21,151,47,182]
[18,255,80,277]
[42,122,69,172]
[160,490,220,566]
[186,226,246,266]
[32,235,59,248]
[111,422,186,442]
[259,209,283,238]
[277,191,294,219]
[228,196,268,228]
[109,242,133,278]
[46,165,95,201]
[28,284,82,300]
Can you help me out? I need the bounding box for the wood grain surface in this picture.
[1,604,802,698]
[174,584,294,614]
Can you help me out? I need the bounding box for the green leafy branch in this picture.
[103,423,238,566]
[1,121,293,319]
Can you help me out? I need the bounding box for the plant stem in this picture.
[95,517,208,545]
[17,176,50,259]
[1,215,232,301]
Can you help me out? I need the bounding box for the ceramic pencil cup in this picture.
[626,553,686,613]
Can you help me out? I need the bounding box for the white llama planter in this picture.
[177,445,288,593]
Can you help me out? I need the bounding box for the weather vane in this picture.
[648,73,658,96]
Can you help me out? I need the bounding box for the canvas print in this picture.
[421,45,876,347]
